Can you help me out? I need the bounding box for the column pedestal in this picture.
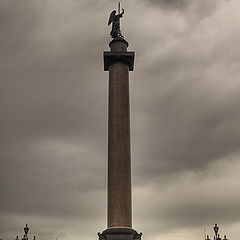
[98,228,142,240]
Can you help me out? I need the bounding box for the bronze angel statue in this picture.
[108,7,124,38]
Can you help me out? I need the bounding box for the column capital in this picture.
[103,51,135,71]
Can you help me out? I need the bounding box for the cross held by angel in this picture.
[108,3,124,39]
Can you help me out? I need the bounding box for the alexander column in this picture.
[98,4,142,240]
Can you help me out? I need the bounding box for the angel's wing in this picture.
[108,11,115,26]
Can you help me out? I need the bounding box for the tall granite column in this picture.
[98,38,142,240]
[107,38,132,229]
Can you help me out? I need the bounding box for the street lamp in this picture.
[15,225,36,240]
[205,223,228,240]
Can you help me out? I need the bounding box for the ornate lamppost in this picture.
[205,223,228,240]
[15,225,36,240]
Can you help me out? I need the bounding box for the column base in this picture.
[98,228,142,240]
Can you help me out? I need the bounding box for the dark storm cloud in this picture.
[1,140,105,216]
[130,0,240,181]
[0,0,42,50]
[133,157,240,238]
[145,0,189,10]
[143,0,219,11]
[142,0,220,21]
[1,1,108,238]
[132,71,240,179]
[1,0,108,146]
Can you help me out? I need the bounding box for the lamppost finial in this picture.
[214,223,219,237]
[24,225,29,235]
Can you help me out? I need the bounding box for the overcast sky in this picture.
[1,1,240,240]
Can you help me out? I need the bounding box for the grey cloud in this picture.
[130,4,240,182]
[133,157,240,238]
[132,82,240,180]
[142,0,220,20]
[144,0,189,10]
[1,1,108,237]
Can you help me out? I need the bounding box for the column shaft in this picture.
[108,62,132,228]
